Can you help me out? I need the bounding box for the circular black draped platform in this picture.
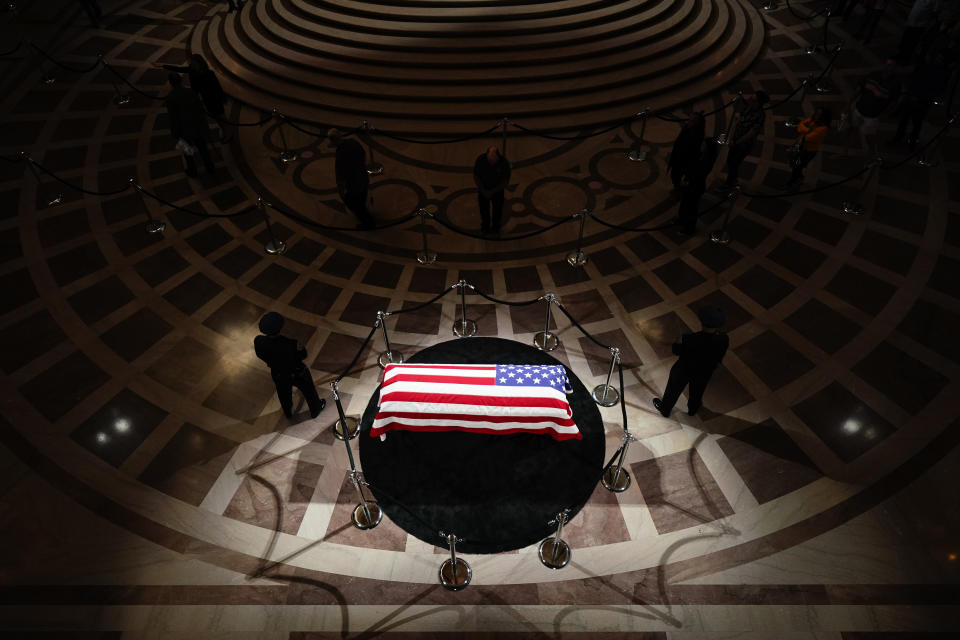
[358,337,606,554]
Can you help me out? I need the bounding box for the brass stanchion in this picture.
[438,532,471,591]
[331,380,359,441]
[716,93,742,145]
[533,293,560,352]
[841,157,881,216]
[602,431,636,493]
[376,310,404,368]
[349,470,382,530]
[591,347,621,407]
[257,197,287,255]
[538,509,572,570]
[785,78,811,128]
[709,185,740,245]
[815,41,842,94]
[452,279,477,337]
[806,9,832,55]
[626,108,651,162]
[415,207,437,265]
[362,121,384,176]
[272,110,298,164]
[566,208,589,267]
[131,179,166,234]
[22,153,62,207]
[762,0,777,10]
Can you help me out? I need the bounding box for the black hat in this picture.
[259,312,284,335]
[697,306,725,329]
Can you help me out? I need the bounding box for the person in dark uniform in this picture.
[154,55,230,142]
[165,73,216,178]
[328,128,375,229]
[667,112,705,191]
[254,312,326,419]
[473,145,511,235]
[677,136,718,235]
[723,91,769,189]
[653,306,728,417]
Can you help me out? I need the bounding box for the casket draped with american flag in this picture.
[371,363,581,441]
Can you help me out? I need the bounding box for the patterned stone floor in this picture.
[1,0,959,638]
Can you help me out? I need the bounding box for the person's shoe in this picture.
[652,398,670,417]
[310,398,327,419]
[687,407,699,416]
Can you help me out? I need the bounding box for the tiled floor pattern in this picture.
[1,0,959,636]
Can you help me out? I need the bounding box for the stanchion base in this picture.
[710,230,731,245]
[625,149,647,162]
[538,538,571,570]
[264,239,287,255]
[366,162,384,176]
[47,194,63,207]
[841,201,864,215]
[805,44,819,55]
[814,82,831,94]
[715,133,728,146]
[41,75,56,85]
[602,466,631,492]
[591,384,620,407]
[334,416,359,441]
[439,558,472,591]
[785,117,801,128]
[417,252,438,265]
[351,500,382,530]
[566,251,588,267]
[114,94,131,106]
[452,319,477,338]
[533,332,559,352]
[279,150,298,164]
[762,0,777,9]
[378,351,404,368]
[145,220,166,234]
[917,158,939,168]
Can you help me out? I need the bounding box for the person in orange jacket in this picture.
[786,107,832,188]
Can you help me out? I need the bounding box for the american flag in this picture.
[371,363,580,441]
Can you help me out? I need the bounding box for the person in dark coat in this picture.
[473,145,511,235]
[890,51,949,147]
[667,112,705,191]
[155,55,231,141]
[254,312,326,419]
[328,128,375,229]
[677,136,718,235]
[653,306,729,417]
[723,91,769,189]
[164,73,215,177]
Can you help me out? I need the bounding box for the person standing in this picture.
[79,0,103,27]
[844,65,900,156]
[653,306,728,417]
[890,51,949,147]
[895,0,942,64]
[154,55,231,142]
[786,107,831,188]
[254,312,326,419]
[328,128,375,229]
[667,112,706,191]
[473,145,511,235]
[164,73,216,178]
[677,136,718,235]
[723,91,769,190]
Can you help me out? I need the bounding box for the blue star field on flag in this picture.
[495,364,569,391]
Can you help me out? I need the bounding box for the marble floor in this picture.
[1,0,959,638]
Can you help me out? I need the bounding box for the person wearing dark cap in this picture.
[473,145,511,235]
[653,306,729,417]
[723,91,769,190]
[328,128,375,229]
[254,312,326,419]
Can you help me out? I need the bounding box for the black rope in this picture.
[28,42,101,73]
[137,186,257,218]
[385,285,457,316]
[374,122,501,145]
[882,116,955,170]
[784,0,830,21]
[102,61,165,101]
[333,323,380,384]
[29,158,132,196]
[617,362,628,434]
[588,213,678,233]
[282,118,363,139]
[268,200,419,232]
[0,41,22,56]
[431,212,572,241]
[0,154,23,163]
[510,112,640,141]
[468,286,543,307]
[214,111,274,127]
[740,162,871,199]
[554,302,612,350]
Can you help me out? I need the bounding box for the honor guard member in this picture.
[254,312,326,419]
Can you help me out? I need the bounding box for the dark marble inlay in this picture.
[0,310,65,374]
[853,342,948,415]
[138,423,236,506]
[164,273,223,315]
[134,246,190,287]
[898,298,960,364]
[625,234,667,261]
[313,331,372,374]
[577,328,642,376]
[340,292,391,326]
[732,265,792,309]
[853,230,917,276]
[214,245,261,279]
[767,237,826,278]
[147,336,222,396]
[248,264,299,299]
[68,275,134,324]
[726,215,770,249]
[737,331,815,390]
[794,210,847,245]
[46,242,107,286]
[458,269,493,294]
[285,237,325,266]
[689,241,742,274]
[203,296,265,340]
[638,311,688,360]
[202,359,275,422]
[610,274,663,313]
[362,260,403,289]
[289,279,342,317]
[320,250,363,280]
[927,255,960,300]
[71,389,167,467]
[504,265,542,293]
[112,222,166,257]
[394,301,442,335]
[19,351,110,422]
[653,258,706,294]
[792,382,896,462]
[547,261,590,286]
[786,298,861,354]
[409,266,447,293]
[101,308,173,362]
[825,265,896,315]
[186,224,232,257]
[210,187,247,212]
[591,247,631,276]
[38,209,92,248]
[0,269,38,315]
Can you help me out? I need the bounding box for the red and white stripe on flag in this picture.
[371,363,581,441]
